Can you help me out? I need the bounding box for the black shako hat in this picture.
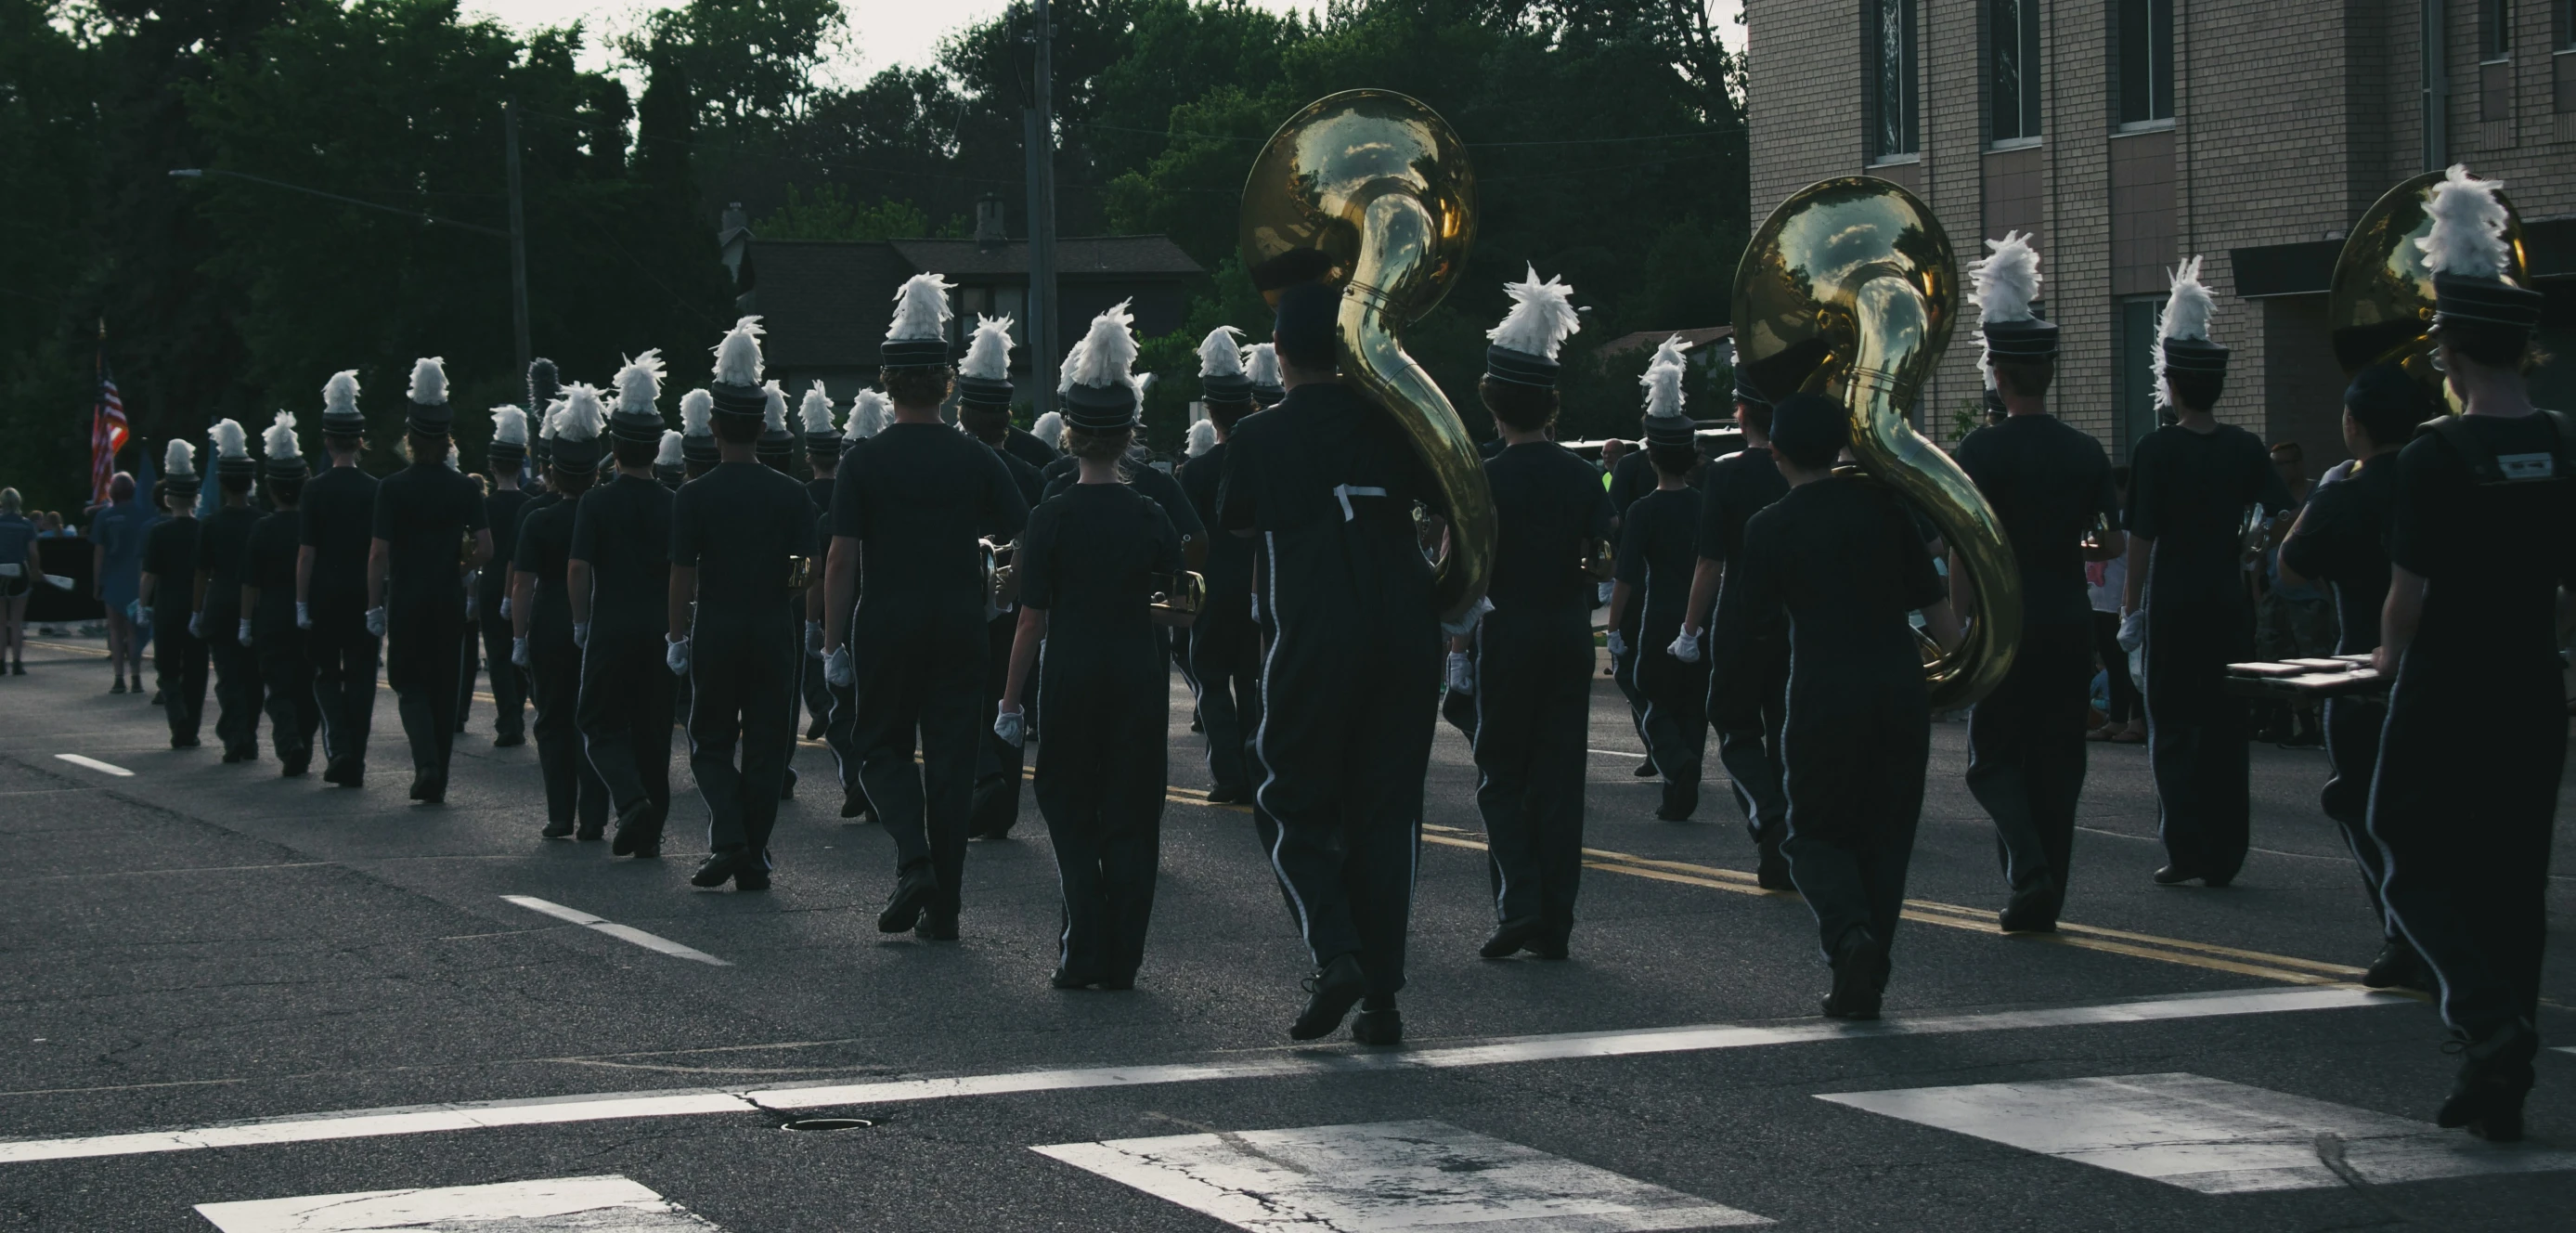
[1484,265,1582,389]
[1733,367,1772,410]
[405,357,454,435]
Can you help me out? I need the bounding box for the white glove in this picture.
[238,617,253,647]
[294,601,310,629]
[805,620,825,659]
[188,611,205,640]
[2117,608,2146,653]
[666,635,691,676]
[1597,580,1614,606]
[994,704,1025,747]
[1443,651,1474,696]
[824,644,853,687]
[465,593,478,620]
[511,636,530,668]
[498,596,511,621]
[364,606,386,637]
[572,621,589,650]
[1439,596,1494,640]
[1606,629,1628,659]
[128,599,150,627]
[1667,628,1702,663]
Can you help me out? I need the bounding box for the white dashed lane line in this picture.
[53,754,134,777]
[498,896,731,967]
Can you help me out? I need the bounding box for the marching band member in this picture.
[654,428,686,491]
[241,412,318,776]
[367,357,492,804]
[955,314,1048,841]
[753,379,806,800]
[301,371,380,785]
[475,405,533,748]
[194,419,265,763]
[1179,326,1262,806]
[140,440,206,748]
[513,386,611,837]
[1464,268,1612,959]
[797,381,843,743]
[996,304,1186,990]
[816,388,888,818]
[575,351,679,858]
[680,386,719,482]
[1676,370,1791,886]
[1606,339,1707,824]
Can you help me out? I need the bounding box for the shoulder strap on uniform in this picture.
[2421,414,2505,484]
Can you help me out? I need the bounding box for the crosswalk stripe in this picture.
[195,1174,718,1230]
[1819,1073,2576,1193]
[0,986,2402,1164]
[499,896,731,967]
[1036,1120,1769,1230]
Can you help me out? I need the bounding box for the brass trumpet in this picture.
[1238,89,1494,625]
[1730,177,2020,710]
[2327,171,2529,411]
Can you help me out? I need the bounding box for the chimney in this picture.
[975,194,1007,251]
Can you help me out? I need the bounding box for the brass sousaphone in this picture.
[1731,177,2020,710]
[1239,90,1494,624]
[2327,170,2529,411]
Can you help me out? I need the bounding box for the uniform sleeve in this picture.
[1613,501,1650,587]
[299,496,323,548]
[668,496,701,569]
[2387,435,2450,579]
[1892,495,1948,611]
[2276,486,2343,582]
[981,449,1031,540]
[830,453,867,539]
[567,495,597,565]
[511,508,542,573]
[1015,505,1057,610]
[2126,436,2162,540]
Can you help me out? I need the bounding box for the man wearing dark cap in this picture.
[367,358,493,804]
[575,362,679,858]
[245,414,317,776]
[1218,278,1453,1045]
[1710,392,1961,1020]
[476,409,532,748]
[142,444,206,748]
[2276,363,2433,990]
[196,421,266,763]
[954,315,1049,840]
[1948,235,2123,933]
[822,277,1029,933]
[674,318,821,892]
[1179,328,1266,808]
[2366,168,2568,1141]
[511,392,611,839]
[1676,369,1793,887]
[301,371,380,785]
[2117,259,2292,888]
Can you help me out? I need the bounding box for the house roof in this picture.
[739,240,919,372]
[888,235,1203,279]
[1593,325,1733,358]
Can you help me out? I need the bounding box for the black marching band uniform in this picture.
[755,379,809,800]
[303,370,381,785]
[142,441,206,746]
[1461,268,1612,960]
[823,277,1029,933]
[957,316,1050,839]
[1613,339,1708,823]
[195,419,265,762]
[514,389,612,837]
[812,388,877,809]
[673,324,818,891]
[1179,329,1262,806]
[575,354,680,856]
[474,406,532,748]
[2122,259,2293,887]
[1712,393,1955,1020]
[798,381,845,746]
[246,412,318,775]
[369,358,490,803]
[1951,234,2121,931]
[1219,281,1449,1045]
[1001,302,1184,989]
[1686,371,1793,886]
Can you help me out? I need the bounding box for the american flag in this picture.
[92,365,128,503]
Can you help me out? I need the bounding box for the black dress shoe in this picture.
[877,866,938,932]
[1654,779,1697,822]
[2362,939,2426,990]
[2151,863,2201,886]
[1204,785,1250,806]
[1821,928,1883,1020]
[1352,1006,1404,1045]
[413,772,445,804]
[805,719,825,741]
[840,785,872,820]
[1051,969,1099,990]
[1097,973,1135,991]
[493,732,525,748]
[110,679,126,694]
[1754,839,1794,890]
[733,865,771,891]
[278,746,310,777]
[610,800,652,855]
[913,912,958,941]
[1290,954,1368,1041]
[692,850,746,888]
[542,818,576,839]
[575,824,603,841]
[1998,876,2060,934]
[2438,1019,2536,1141]
[779,767,796,800]
[172,735,201,748]
[1479,917,1544,960]
[1630,759,1658,778]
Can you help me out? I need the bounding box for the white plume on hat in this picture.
[538,396,566,442]
[1243,343,1282,389]
[2417,163,2513,280]
[1186,418,1218,457]
[1970,231,2043,325]
[1197,325,1247,378]
[164,439,195,477]
[1487,265,1582,360]
[680,389,713,436]
[712,316,765,386]
[761,380,789,433]
[655,429,684,468]
[961,314,1015,381]
[209,418,249,461]
[322,370,361,419]
[408,357,447,405]
[845,389,888,441]
[1639,339,1689,422]
[615,349,666,419]
[799,382,837,435]
[2152,255,2218,408]
[553,383,607,442]
[1059,299,1140,395]
[1030,410,1064,448]
[886,272,956,343]
[490,405,529,447]
[263,410,301,461]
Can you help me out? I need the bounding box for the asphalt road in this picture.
[0,634,2570,1231]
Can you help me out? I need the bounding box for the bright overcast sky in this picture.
[464,1,1740,83]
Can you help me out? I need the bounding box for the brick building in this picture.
[1745,0,2576,465]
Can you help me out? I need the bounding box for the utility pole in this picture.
[504,97,533,378]
[1022,0,1059,418]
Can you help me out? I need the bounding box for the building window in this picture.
[2116,297,2163,454]
[2116,0,2174,127]
[1992,0,2043,142]
[2482,0,2512,58]
[1869,0,1920,159]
